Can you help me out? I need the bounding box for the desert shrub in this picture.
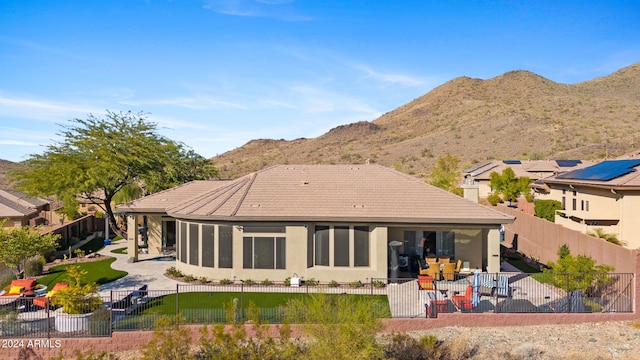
[328,280,340,288]
[524,192,535,203]
[487,192,502,206]
[283,277,291,286]
[183,275,195,282]
[89,307,111,336]
[419,334,439,349]
[286,293,385,360]
[543,245,615,294]
[261,278,273,286]
[198,277,208,284]
[219,278,233,285]
[165,266,183,277]
[534,199,562,222]
[349,280,364,288]
[140,316,194,360]
[24,256,45,277]
[305,278,318,286]
[382,332,444,360]
[372,280,386,288]
[244,279,255,286]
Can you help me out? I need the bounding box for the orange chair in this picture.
[451,285,474,311]
[417,275,434,290]
[33,283,68,309]
[1,279,37,297]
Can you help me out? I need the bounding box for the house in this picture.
[116,165,515,282]
[463,160,588,198]
[533,159,640,249]
[0,189,53,228]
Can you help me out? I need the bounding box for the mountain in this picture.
[212,62,640,179]
[0,159,24,190]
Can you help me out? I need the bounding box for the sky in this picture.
[1,1,639,163]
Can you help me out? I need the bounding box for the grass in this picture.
[111,247,127,254]
[37,257,127,288]
[113,292,390,328]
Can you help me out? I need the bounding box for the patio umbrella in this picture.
[472,268,481,307]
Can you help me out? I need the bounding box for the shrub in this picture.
[382,332,445,360]
[244,279,255,286]
[349,280,364,288]
[183,275,195,282]
[165,267,183,277]
[51,265,102,314]
[305,278,318,286]
[487,192,502,206]
[219,278,233,285]
[24,256,45,277]
[89,307,111,336]
[543,245,615,294]
[0,273,16,293]
[328,280,340,288]
[198,277,208,284]
[372,280,386,288]
[283,277,291,286]
[140,316,193,360]
[534,199,562,222]
[260,278,273,286]
[286,293,385,360]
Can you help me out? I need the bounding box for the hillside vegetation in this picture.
[212,62,640,179]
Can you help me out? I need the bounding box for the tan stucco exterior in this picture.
[536,184,640,249]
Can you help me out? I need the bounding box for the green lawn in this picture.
[38,257,127,288]
[113,292,390,329]
[111,247,127,254]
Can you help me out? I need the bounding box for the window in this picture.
[243,225,285,233]
[314,226,330,266]
[586,201,589,212]
[218,225,233,268]
[243,236,285,269]
[581,200,584,211]
[354,226,369,267]
[572,198,577,211]
[202,225,214,267]
[179,221,187,262]
[334,226,349,267]
[314,225,370,267]
[189,223,199,266]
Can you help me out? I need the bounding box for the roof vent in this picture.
[250,204,261,208]
[353,204,365,208]
[300,181,310,186]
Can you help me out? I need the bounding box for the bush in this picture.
[487,192,502,206]
[372,280,386,288]
[328,280,340,288]
[260,278,273,286]
[24,256,45,277]
[219,278,233,285]
[283,277,291,286]
[0,273,16,291]
[244,279,255,286]
[183,275,195,282]
[165,266,183,277]
[543,245,615,294]
[89,307,111,336]
[198,277,208,284]
[349,280,364,288]
[382,332,445,360]
[305,278,318,286]
[534,199,562,222]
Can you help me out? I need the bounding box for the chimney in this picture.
[461,175,479,203]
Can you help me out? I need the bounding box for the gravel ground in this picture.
[108,321,640,360]
[411,321,640,360]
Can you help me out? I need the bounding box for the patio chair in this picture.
[454,259,462,273]
[442,262,456,281]
[417,275,434,290]
[33,282,68,309]
[110,284,148,310]
[1,279,37,298]
[451,285,474,311]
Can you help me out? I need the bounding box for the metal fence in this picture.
[0,272,634,338]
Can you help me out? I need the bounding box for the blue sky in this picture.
[1,1,639,163]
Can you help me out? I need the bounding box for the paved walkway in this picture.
[96,240,182,296]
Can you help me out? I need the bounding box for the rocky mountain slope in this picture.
[212,62,640,179]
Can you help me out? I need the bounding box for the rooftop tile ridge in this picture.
[230,171,258,216]
[121,180,212,206]
[170,176,250,214]
[0,195,35,215]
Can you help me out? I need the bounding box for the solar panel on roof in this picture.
[556,160,582,167]
[463,161,492,173]
[557,159,640,181]
[503,160,521,165]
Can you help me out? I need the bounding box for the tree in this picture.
[0,219,59,277]
[588,228,625,246]
[489,167,532,203]
[429,154,463,196]
[12,111,217,238]
[543,245,614,294]
[534,199,562,222]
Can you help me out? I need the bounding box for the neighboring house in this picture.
[463,160,588,198]
[533,159,640,249]
[116,165,515,282]
[0,189,52,228]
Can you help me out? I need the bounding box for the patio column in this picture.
[127,215,139,263]
[486,227,500,272]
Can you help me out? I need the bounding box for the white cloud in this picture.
[0,95,102,121]
[201,0,313,21]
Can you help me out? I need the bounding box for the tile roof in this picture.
[160,165,514,225]
[542,160,640,189]
[464,160,589,180]
[0,189,48,218]
[116,180,232,214]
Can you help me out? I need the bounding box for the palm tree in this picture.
[588,228,626,246]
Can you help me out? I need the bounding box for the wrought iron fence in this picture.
[0,272,634,338]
